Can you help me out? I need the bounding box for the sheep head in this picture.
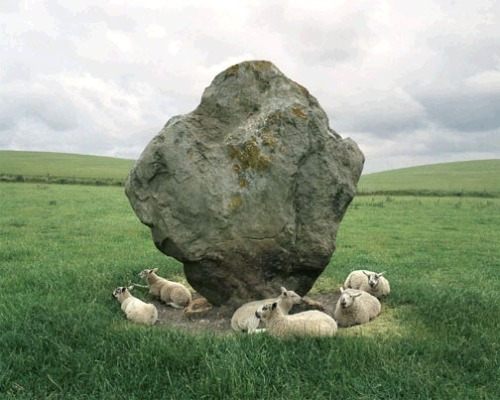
[338,288,362,309]
[138,268,159,280]
[255,302,277,321]
[363,270,386,288]
[280,287,302,305]
[112,286,131,300]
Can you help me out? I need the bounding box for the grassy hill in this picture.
[0,150,135,186]
[1,151,498,196]
[358,159,500,197]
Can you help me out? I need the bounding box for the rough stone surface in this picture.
[125,60,364,310]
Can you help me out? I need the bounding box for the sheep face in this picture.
[112,286,129,301]
[255,302,276,321]
[113,287,125,297]
[138,268,158,280]
[280,287,302,305]
[339,291,362,309]
[113,286,134,299]
[363,271,385,288]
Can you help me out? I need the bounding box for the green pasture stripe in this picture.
[1,151,499,197]
[0,150,134,183]
[359,159,500,197]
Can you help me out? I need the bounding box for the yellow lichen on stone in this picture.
[227,137,273,172]
[239,178,248,188]
[225,64,240,77]
[251,60,273,71]
[261,130,278,148]
[244,139,260,160]
[229,195,243,209]
[292,107,308,120]
[227,144,240,160]
[266,111,284,126]
[295,82,310,96]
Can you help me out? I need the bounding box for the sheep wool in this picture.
[138,268,192,309]
[343,270,390,299]
[231,287,302,334]
[256,302,337,338]
[334,287,381,327]
[113,286,158,325]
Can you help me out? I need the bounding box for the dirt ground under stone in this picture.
[150,292,341,335]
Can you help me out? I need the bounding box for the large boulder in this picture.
[125,60,364,309]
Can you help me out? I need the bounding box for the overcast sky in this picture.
[1,0,499,173]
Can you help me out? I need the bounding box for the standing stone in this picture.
[125,60,364,309]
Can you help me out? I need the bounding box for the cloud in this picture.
[416,89,500,132]
[0,82,78,132]
[0,0,499,173]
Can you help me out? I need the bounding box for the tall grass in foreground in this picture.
[0,183,499,399]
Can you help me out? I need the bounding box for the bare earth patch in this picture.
[150,292,341,335]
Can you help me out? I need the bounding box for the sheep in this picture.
[138,268,192,309]
[343,270,390,299]
[112,286,158,325]
[230,287,302,334]
[255,302,338,337]
[333,287,381,327]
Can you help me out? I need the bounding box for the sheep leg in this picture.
[166,302,185,309]
[129,284,149,289]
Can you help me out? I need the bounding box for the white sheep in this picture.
[255,302,337,337]
[138,268,192,309]
[231,287,302,334]
[333,287,381,327]
[343,270,390,299]
[112,286,158,325]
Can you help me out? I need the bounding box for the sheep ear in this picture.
[353,292,362,298]
[152,268,158,274]
[377,271,386,277]
[363,270,369,277]
[127,285,134,291]
[272,302,278,310]
[280,286,286,295]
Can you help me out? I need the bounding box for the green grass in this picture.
[2,151,499,197]
[358,159,500,197]
[1,182,499,399]
[0,151,135,186]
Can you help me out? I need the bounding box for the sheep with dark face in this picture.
[231,287,302,334]
[138,268,192,309]
[343,270,390,299]
[255,302,337,338]
[334,287,381,327]
[112,286,158,325]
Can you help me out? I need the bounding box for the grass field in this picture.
[0,151,134,186]
[2,151,499,197]
[0,153,499,398]
[358,159,500,197]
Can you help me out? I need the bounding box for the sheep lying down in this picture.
[138,268,192,309]
[112,286,158,325]
[343,270,390,299]
[334,287,381,327]
[255,302,337,338]
[231,287,302,334]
